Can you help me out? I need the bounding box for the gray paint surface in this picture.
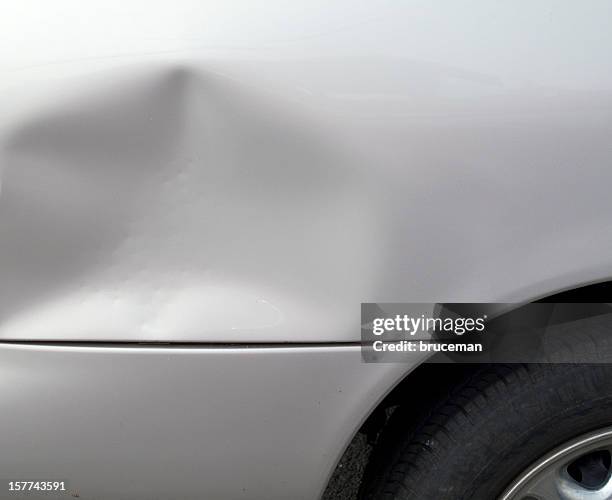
[0,344,412,499]
[1,2,612,342]
[1,2,612,499]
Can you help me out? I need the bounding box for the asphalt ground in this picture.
[322,433,372,500]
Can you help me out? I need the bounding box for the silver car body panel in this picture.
[2,1,612,343]
[1,2,612,499]
[0,344,412,499]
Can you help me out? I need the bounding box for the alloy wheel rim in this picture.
[500,427,612,500]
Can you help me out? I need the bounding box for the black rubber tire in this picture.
[360,363,612,500]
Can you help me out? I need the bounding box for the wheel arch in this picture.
[322,278,612,499]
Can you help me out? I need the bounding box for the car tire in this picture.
[360,363,612,500]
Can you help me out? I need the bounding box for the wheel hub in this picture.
[500,427,612,500]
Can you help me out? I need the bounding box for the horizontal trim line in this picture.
[0,340,363,349]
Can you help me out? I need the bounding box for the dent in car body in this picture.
[2,2,612,342]
[1,2,612,499]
